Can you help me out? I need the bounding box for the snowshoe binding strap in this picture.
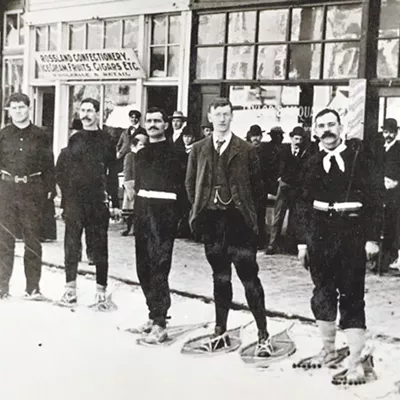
[89,294,118,312]
[293,346,350,369]
[196,332,232,353]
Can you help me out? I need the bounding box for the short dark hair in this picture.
[314,108,341,125]
[146,107,168,123]
[129,109,141,119]
[6,92,30,107]
[81,98,100,112]
[208,97,233,113]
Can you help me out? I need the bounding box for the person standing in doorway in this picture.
[167,111,187,150]
[0,93,55,300]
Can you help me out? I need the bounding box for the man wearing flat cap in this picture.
[378,118,400,273]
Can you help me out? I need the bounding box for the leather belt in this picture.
[0,170,42,184]
[313,200,363,216]
[137,189,177,200]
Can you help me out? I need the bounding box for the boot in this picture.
[293,320,348,369]
[60,281,77,306]
[95,284,107,304]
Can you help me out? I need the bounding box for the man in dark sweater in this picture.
[266,126,310,254]
[132,107,184,344]
[293,108,380,385]
[56,98,118,308]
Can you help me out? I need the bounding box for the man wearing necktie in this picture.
[293,108,381,385]
[186,98,275,357]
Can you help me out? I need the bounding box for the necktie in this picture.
[216,140,225,155]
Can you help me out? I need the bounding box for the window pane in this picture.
[87,21,103,49]
[69,24,85,50]
[379,1,400,38]
[105,20,121,48]
[291,7,323,41]
[377,39,399,78]
[259,9,288,42]
[196,47,224,79]
[323,42,359,78]
[49,24,58,51]
[198,14,225,45]
[169,15,181,44]
[257,45,287,79]
[19,14,24,46]
[3,58,24,100]
[103,84,137,128]
[152,15,166,45]
[69,85,101,131]
[289,44,321,79]
[167,46,180,77]
[228,11,256,43]
[36,26,47,51]
[150,47,166,77]
[226,46,254,79]
[5,14,19,47]
[123,18,139,49]
[325,5,362,40]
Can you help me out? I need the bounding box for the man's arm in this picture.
[39,129,56,197]
[249,146,264,208]
[185,145,198,204]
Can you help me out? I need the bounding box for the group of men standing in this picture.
[0,91,394,385]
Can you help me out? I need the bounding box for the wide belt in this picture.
[313,200,363,213]
[0,170,42,184]
[137,189,177,200]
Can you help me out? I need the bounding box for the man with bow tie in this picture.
[293,108,381,385]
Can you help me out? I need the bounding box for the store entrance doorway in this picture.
[147,86,178,118]
[34,86,55,143]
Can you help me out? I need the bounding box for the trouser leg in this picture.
[64,216,83,284]
[269,183,290,248]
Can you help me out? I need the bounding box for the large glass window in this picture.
[196,4,362,81]
[150,14,181,77]
[35,25,58,52]
[4,12,24,48]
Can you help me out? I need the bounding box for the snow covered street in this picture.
[1,258,399,400]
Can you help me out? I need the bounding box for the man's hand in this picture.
[384,176,399,190]
[297,245,309,270]
[365,241,379,260]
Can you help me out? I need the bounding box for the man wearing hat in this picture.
[378,118,400,273]
[266,126,311,255]
[116,110,147,160]
[201,122,213,138]
[168,111,187,150]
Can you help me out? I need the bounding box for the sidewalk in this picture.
[17,220,400,340]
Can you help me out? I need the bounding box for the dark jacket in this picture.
[116,125,147,159]
[55,129,117,207]
[185,134,263,235]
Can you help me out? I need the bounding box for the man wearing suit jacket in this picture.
[266,126,311,255]
[186,97,273,356]
[167,111,186,150]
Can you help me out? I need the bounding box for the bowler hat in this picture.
[169,111,187,121]
[269,126,284,136]
[382,118,398,132]
[247,125,264,137]
[201,122,213,130]
[289,126,307,138]
[128,110,142,119]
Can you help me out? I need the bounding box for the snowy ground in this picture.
[1,258,400,400]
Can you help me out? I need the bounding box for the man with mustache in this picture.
[56,98,118,308]
[293,108,380,385]
[132,107,184,344]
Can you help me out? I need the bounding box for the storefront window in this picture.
[289,44,321,79]
[3,58,24,100]
[196,47,224,79]
[227,46,254,80]
[35,25,58,52]
[324,42,359,79]
[257,45,286,80]
[150,14,181,77]
[4,12,24,48]
[36,26,47,52]
[123,18,139,49]
[49,25,58,51]
[291,7,323,41]
[228,12,256,43]
[259,10,288,42]
[105,20,121,48]
[377,39,399,78]
[87,21,103,50]
[69,23,85,50]
[198,14,225,45]
[325,5,362,40]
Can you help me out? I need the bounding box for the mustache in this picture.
[148,127,159,130]
[321,132,336,139]
[81,117,91,121]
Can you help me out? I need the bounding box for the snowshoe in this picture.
[240,324,296,368]
[292,346,350,369]
[125,320,154,335]
[88,293,118,312]
[135,321,213,347]
[180,320,253,356]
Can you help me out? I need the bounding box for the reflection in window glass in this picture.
[103,84,137,128]
[289,44,321,79]
[105,20,121,48]
[323,42,359,78]
[123,18,139,49]
[87,21,103,49]
[325,5,362,40]
[291,7,323,41]
[169,15,181,44]
[151,47,166,77]
[257,45,287,79]
[226,46,254,79]
[19,14,24,46]
[5,14,19,47]
[259,9,288,42]
[377,39,399,78]
[379,1,400,38]
[69,24,85,50]
[3,58,24,100]
[35,26,47,52]
[168,46,180,77]
[69,85,101,127]
[198,14,225,45]
[152,15,166,45]
[228,12,256,43]
[49,25,58,51]
[196,47,224,79]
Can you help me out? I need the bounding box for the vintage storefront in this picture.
[21,0,192,156]
[188,0,400,141]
